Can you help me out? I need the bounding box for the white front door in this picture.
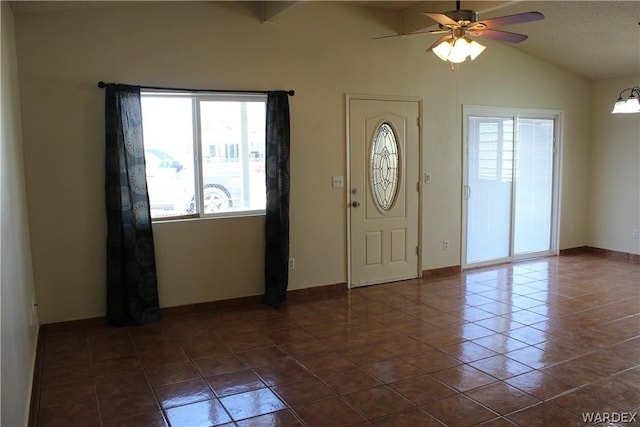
[348,97,420,288]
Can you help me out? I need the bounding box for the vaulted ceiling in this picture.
[357,0,640,81]
[10,0,640,80]
[257,0,640,80]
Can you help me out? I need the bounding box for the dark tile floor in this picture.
[32,254,639,426]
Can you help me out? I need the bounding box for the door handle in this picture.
[352,201,361,208]
[464,185,471,200]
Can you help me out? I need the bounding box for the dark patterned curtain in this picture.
[263,91,291,308]
[104,84,160,326]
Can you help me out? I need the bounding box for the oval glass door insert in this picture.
[370,122,399,211]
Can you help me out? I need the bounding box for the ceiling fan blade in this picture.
[473,29,528,43]
[423,12,459,27]
[372,29,447,40]
[426,34,453,52]
[372,34,403,40]
[476,11,544,29]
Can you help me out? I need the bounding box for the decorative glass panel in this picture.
[370,122,399,211]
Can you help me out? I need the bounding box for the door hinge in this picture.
[416,246,421,256]
[416,182,420,192]
[417,117,421,128]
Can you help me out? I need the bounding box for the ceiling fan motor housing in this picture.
[444,9,479,25]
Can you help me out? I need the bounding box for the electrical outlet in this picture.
[288,257,295,270]
[633,229,639,240]
[443,240,449,251]
[569,224,576,234]
[332,176,344,188]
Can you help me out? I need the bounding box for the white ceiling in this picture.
[10,0,640,80]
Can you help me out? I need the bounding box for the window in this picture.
[370,122,400,211]
[140,92,267,220]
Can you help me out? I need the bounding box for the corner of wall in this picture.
[1,2,40,426]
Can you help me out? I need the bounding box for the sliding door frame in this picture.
[461,105,563,270]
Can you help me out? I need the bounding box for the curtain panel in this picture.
[104,84,160,326]
[263,91,291,308]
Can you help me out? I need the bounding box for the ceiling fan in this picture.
[377,1,544,64]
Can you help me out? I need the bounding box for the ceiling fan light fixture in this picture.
[432,39,453,61]
[468,39,486,60]
[448,37,471,63]
[432,36,485,63]
[421,4,543,66]
[611,87,640,114]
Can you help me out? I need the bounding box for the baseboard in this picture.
[39,282,351,332]
[39,315,107,333]
[419,247,639,279]
[558,246,590,256]
[585,246,640,264]
[422,265,461,278]
[160,295,263,317]
[27,325,41,427]
[40,245,636,336]
[561,246,639,264]
[287,282,349,300]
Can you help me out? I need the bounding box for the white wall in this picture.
[1,2,39,426]
[14,1,593,324]
[590,76,640,255]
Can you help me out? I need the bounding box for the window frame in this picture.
[141,90,268,222]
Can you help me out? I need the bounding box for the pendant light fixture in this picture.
[611,86,640,114]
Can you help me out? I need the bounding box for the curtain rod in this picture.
[97,81,294,96]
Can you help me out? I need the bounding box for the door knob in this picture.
[352,201,361,208]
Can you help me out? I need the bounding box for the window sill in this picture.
[151,210,266,224]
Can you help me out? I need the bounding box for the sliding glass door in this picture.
[465,116,514,264]
[463,107,560,268]
[513,118,555,255]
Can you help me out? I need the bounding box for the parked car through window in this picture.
[140,92,267,220]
